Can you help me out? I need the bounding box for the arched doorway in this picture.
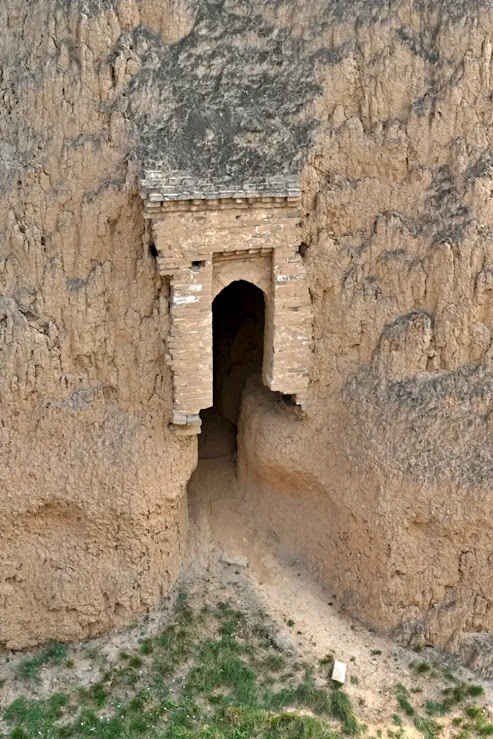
[199,280,265,459]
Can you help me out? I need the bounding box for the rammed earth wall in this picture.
[2,0,493,673]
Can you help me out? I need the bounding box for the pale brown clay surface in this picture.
[2,0,493,674]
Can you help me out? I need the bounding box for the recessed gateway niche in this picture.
[140,172,313,435]
[212,247,273,393]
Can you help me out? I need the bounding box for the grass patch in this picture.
[426,699,454,716]
[394,671,490,739]
[16,643,69,681]
[262,654,286,672]
[395,683,415,716]
[139,639,153,655]
[460,705,493,736]
[3,595,365,739]
[414,714,442,738]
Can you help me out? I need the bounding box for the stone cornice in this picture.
[140,171,301,216]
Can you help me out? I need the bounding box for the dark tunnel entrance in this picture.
[198,280,265,459]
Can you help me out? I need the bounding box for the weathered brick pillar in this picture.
[168,263,213,431]
[270,246,312,408]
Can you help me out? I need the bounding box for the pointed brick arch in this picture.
[212,250,271,300]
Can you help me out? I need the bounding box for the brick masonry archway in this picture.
[140,173,313,434]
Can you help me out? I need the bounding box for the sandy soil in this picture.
[185,451,493,735]
[0,447,492,737]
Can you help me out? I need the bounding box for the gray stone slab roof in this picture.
[141,172,301,202]
[123,1,324,187]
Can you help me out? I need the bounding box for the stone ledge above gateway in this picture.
[140,171,301,204]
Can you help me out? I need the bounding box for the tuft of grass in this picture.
[418,679,486,725]
[414,714,442,738]
[262,654,286,672]
[466,706,484,719]
[426,699,453,716]
[175,591,194,622]
[42,642,68,664]
[467,684,485,697]
[15,659,41,682]
[16,642,69,681]
[318,654,334,668]
[79,681,108,708]
[84,647,99,661]
[442,681,485,706]
[441,665,459,683]
[461,705,493,736]
[139,638,154,655]
[331,686,363,735]
[395,683,415,716]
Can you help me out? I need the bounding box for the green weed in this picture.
[395,683,415,716]
[16,642,68,681]
[425,699,453,716]
[1,595,368,739]
[139,639,154,655]
[414,714,442,738]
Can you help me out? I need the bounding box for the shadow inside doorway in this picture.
[198,279,265,461]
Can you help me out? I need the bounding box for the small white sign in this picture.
[220,551,248,568]
[331,660,347,684]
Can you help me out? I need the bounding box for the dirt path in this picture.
[0,454,492,738]
[186,453,493,734]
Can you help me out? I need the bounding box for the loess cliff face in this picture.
[239,0,493,673]
[0,0,199,647]
[2,0,493,670]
